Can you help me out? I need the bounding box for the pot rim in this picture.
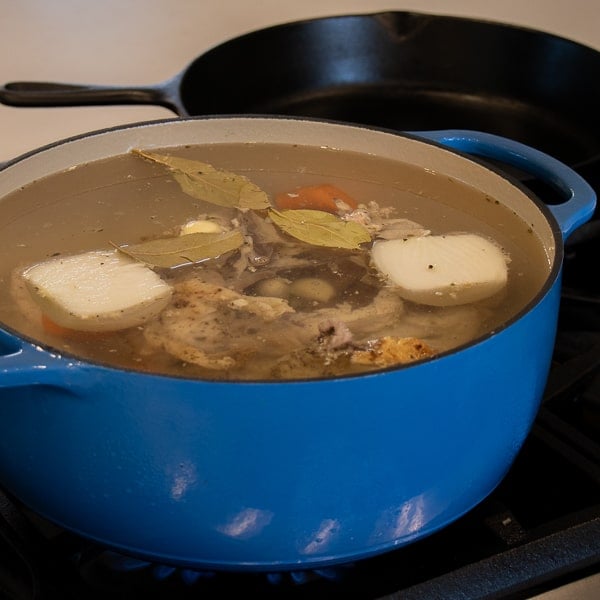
[0,114,583,383]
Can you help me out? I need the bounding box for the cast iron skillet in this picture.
[2,11,600,172]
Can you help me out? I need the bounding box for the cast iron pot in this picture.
[2,11,600,175]
[0,117,595,572]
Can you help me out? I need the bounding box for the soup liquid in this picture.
[0,143,550,380]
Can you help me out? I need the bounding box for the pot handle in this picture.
[0,328,88,389]
[0,79,184,116]
[412,129,597,240]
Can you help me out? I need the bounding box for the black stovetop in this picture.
[1,190,599,600]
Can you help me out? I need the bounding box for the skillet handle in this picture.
[412,129,597,240]
[0,80,183,116]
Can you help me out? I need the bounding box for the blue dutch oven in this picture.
[0,117,595,572]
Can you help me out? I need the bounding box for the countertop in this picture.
[1,0,599,162]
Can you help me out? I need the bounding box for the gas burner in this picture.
[62,543,361,600]
[77,548,350,588]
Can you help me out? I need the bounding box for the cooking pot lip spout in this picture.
[0,115,594,386]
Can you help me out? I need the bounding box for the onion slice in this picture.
[22,250,172,331]
[371,233,509,306]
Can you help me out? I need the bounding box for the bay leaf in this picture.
[117,229,245,268]
[268,209,371,250]
[132,149,270,210]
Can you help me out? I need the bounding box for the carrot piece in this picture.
[41,314,105,339]
[274,184,358,214]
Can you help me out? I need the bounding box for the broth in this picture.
[0,143,550,380]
